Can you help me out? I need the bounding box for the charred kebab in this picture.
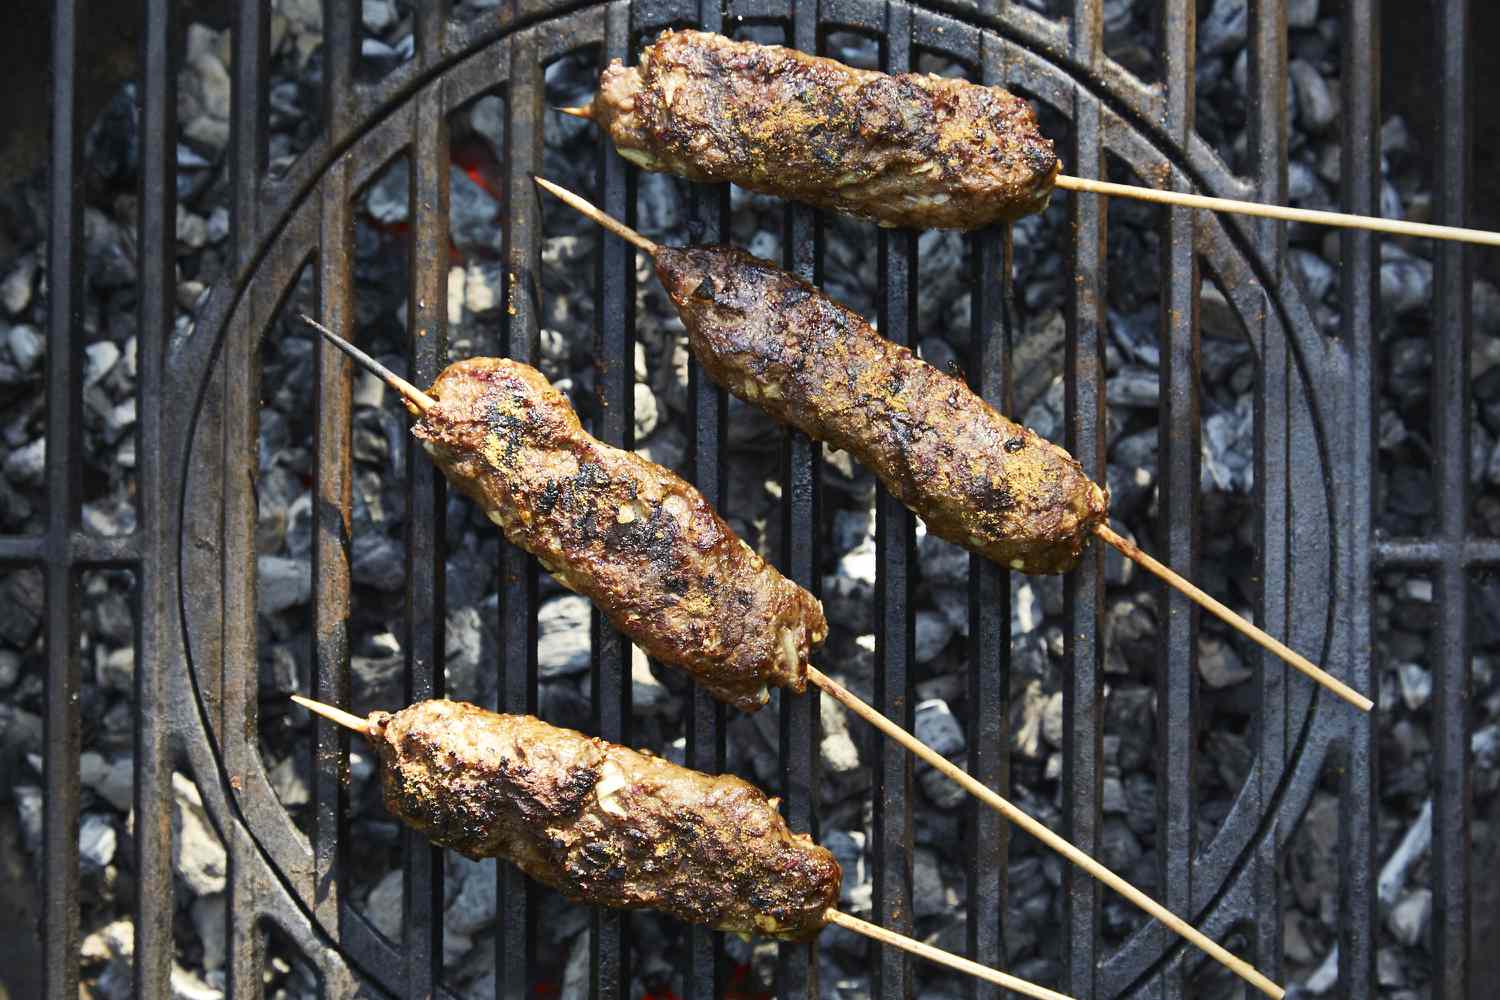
[347,697,837,939]
[566,29,1500,246]
[571,29,1058,231]
[533,177,1372,714]
[367,348,824,713]
[291,695,1074,1000]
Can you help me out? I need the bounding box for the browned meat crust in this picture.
[591,29,1059,230]
[655,246,1109,574]
[371,700,841,941]
[411,357,826,712]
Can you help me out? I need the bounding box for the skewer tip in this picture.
[297,315,437,415]
[531,175,660,255]
[554,104,594,120]
[290,695,373,735]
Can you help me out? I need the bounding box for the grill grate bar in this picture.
[500,33,546,998]
[1247,0,1290,982]
[685,3,731,997]
[133,0,178,994]
[1156,1,1200,994]
[43,2,85,997]
[1063,2,1106,996]
[312,136,355,938]
[966,29,1015,1000]
[1430,3,1473,998]
[230,0,269,271]
[776,5,823,998]
[224,3,273,994]
[592,5,637,996]
[872,10,915,1000]
[1336,1,1381,996]
[0,534,141,564]
[327,0,356,139]
[313,0,358,952]
[1374,537,1500,568]
[404,3,454,990]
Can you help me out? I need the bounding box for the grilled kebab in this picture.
[577,29,1059,230]
[533,177,1375,716]
[570,30,1500,248]
[362,698,839,939]
[655,243,1109,574]
[293,695,1078,1000]
[410,355,824,712]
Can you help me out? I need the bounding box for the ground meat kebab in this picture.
[412,356,826,712]
[653,243,1111,575]
[576,29,1059,230]
[530,178,1373,714]
[365,699,840,940]
[292,695,1077,1000]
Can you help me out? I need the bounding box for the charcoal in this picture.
[5,325,40,372]
[2,438,44,486]
[536,595,591,678]
[1200,0,1248,56]
[0,569,44,647]
[172,773,227,897]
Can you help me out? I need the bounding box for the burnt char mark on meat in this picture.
[592,30,1060,230]
[656,245,1109,575]
[372,701,840,941]
[607,501,682,577]
[408,357,826,712]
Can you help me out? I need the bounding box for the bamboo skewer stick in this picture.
[302,317,436,414]
[534,175,1369,712]
[1053,173,1500,248]
[291,695,1073,1000]
[807,668,1286,1000]
[292,694,372,732]
[1093,524,1372,711]
[822,910,1073,1000]
[556,104,1498,247]
[532,181,660,255]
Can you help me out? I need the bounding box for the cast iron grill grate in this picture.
[15,1,1482,999]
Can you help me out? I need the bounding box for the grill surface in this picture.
[17,0,1484,998]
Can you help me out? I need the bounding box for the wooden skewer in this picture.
[291,693,373,732]
[535,175,1370,713]
[533,176,659,254]
[291,696,1073,1000]
[807,667,1285,999]
[1093,524,1372,711]
[1054,173,1500,248]
[555,104,1499,247]
[823,909,1073,1000]
[300,316,436,414]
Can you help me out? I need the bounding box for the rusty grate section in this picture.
[17,0,1482,998]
